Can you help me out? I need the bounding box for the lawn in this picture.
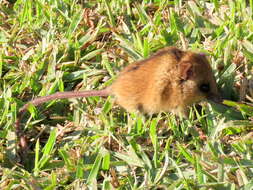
[1,0,253,189]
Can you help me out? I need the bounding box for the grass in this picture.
[1,0,253,189]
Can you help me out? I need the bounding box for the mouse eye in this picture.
[199,83,210,93]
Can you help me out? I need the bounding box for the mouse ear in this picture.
[170,47,184,61]
[199,52,206,57]
[179,62,193,80]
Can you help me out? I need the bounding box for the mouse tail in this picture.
[15,88,110,160]
[18,88,110,114]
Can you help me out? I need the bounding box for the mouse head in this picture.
[177,51,220,106]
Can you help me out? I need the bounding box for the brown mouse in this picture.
[111,47,219,116]
[16,46,220,151]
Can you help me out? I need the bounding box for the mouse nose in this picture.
[207,93,223,103]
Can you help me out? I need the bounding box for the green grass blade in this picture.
[87,153,103,185]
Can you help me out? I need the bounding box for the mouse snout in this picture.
[207,93,222,103]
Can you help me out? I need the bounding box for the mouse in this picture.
[110,47,220,116]
[15,46,220,152]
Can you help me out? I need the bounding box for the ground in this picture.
[1,0,253,189]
